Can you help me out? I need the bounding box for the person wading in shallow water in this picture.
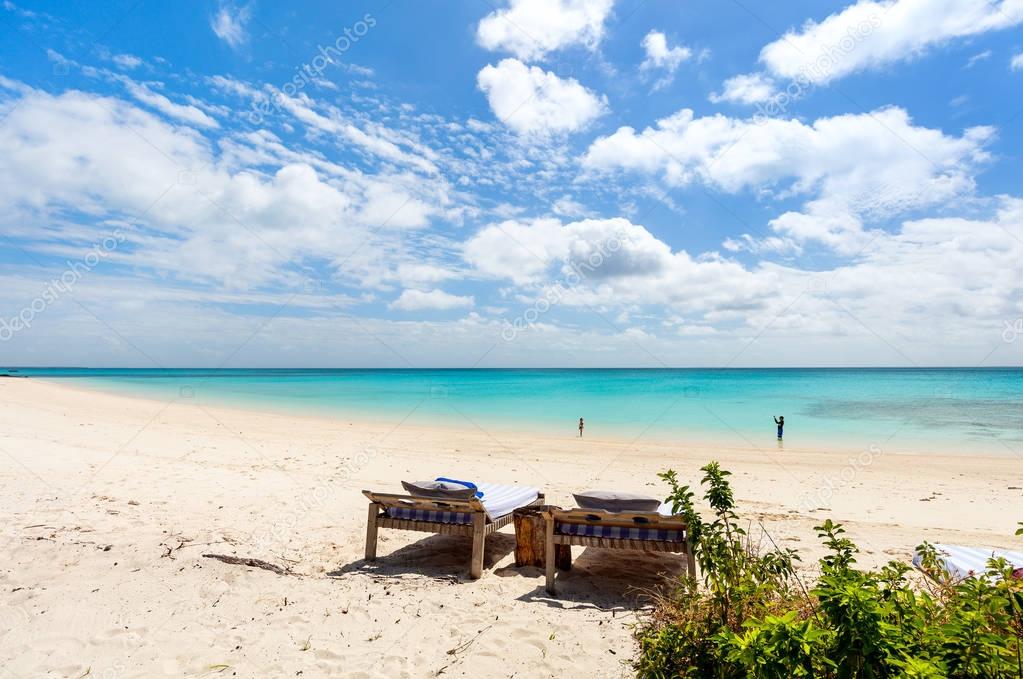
[774,415,785,441]
[578,417,584,437]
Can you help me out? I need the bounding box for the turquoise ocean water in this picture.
[7,368,1023,455]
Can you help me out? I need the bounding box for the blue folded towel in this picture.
[435,477,483,498]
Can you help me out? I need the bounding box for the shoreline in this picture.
[25,376,1021,459]
[2,377,1021,677]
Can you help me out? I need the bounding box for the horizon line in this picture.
[6,366,1023,371]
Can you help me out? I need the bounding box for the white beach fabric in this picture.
[387,482,540,524]
[913,543,1023,581]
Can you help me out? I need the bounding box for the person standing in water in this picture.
[578,417,584,437]
[774,415,784,440]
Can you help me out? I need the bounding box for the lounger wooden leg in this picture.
[469,513,486,579]
[545,515,556,595]
[686,534,697,580]
[365,502,380,561]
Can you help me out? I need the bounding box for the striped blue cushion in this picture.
[389,508,474,525]
[556,522,686,542]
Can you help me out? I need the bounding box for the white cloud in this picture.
[45,49,73,69]
[709,73,777,104]
[206,74,261,99]
[583,107,994,252]
[210,3,251,49]
[395,263,458,288]
[676,324,718,337]
[464,217,571,285]
[759,0,1023,86]
[459,206,1023,365]
[640,30,692,90]
[4,202,1022,367]
[476,0,614,60]
[78,66,221,129]
[1012,53,1023,70]
[551,195,592,218]
[111,53,143,70]
[0,81,454,290]
[763,198,1023,356]
[477,58,607,135]
[965,49,992,68]
[464,217,775,315]
[1,71,1020,365]
[353,179,435,229]
[271,91,440,174]
[121,79,219,128]
[640,30,692,72]
[389,289,474,311]
[723,234,802,256]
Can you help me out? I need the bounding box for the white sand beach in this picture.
[1,378,1020,678]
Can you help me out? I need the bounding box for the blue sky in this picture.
[1,0,1022,367]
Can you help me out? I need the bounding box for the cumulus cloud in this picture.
[477,58,607,135]
[0,81,449,290]
[5,203,1022,367]
[641,31,691,71]
[583,106,994,252]
[389,289,474,311]
[210,3,251,49]
[476,0,614,60]
[758,0,1023,86]
[765,198,1023,358]
[458,206,1023,365]
[709,73,777,104]
[463,217,772,314]
[640,30,692,90]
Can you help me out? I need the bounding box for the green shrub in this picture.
[634,462,1023,678]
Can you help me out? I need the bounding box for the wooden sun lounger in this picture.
[913,543,1023,582]
[542,507,697,594]
[362,490,545,578]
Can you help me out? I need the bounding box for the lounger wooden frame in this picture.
[542,507,697,594]
[362,490,546,578]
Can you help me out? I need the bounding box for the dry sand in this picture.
[1,378,1020,678]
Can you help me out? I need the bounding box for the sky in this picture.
[1,0,1022,368]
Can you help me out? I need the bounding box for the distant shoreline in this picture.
[21,373,1023,459]
[6,366,1023,371]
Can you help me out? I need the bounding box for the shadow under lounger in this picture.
[542,505,697,594]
